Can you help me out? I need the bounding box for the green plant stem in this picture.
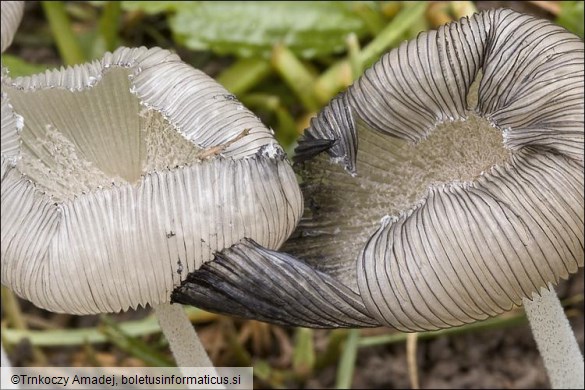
[41,1,86,65]
[314,61,353,104]
[1,287,48,364]
[347,33,363,81]
[335,329,360,389]
[315,1,427,103]
[98,1,122,53]
[239,93,281,111]
[5,319,157,347]
[352,2,385,35]
[293,328,315,379]
[271,44,320,112]
[315,329,348,370]
[407,7,429,40]
[217,58,272,96]
[2,307,214,347]
[100,314,174,367]
[1,287,27,330]
[360,1,426,66]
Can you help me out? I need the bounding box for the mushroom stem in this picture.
[153,303,213,368]
[522,284,584,389]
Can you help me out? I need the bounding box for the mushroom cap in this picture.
[0,1,24,54]
[0,1,24,159]
[1,47,303,314]
[172,9,583,332]
[292,8,584,330]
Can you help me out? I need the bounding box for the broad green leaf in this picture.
[556,1,584,38]
[169,2,370,59]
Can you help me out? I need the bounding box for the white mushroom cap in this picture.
[1,46,303,314]
[171,9,584,333]
[0,1,24,54]
[1,1,24,163]
[290,10,584,330]
[291,8,584,331]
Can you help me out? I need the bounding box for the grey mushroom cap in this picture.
[1,1,24,54]
[1,46,303,314]
[173,8,584,332]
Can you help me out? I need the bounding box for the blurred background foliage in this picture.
[1,1,583,389]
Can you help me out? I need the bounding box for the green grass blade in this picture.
[41,1,86,65]
[335,329,360,389]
